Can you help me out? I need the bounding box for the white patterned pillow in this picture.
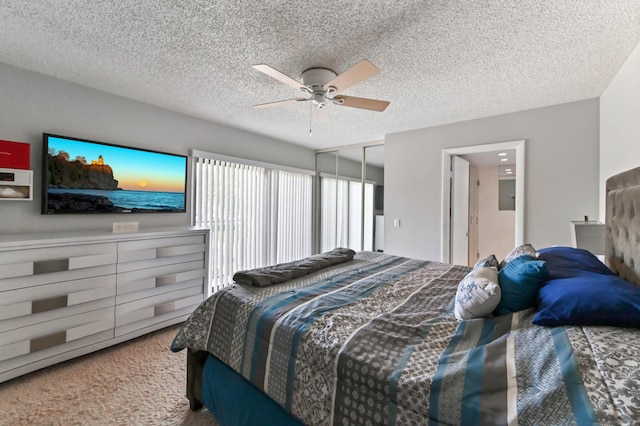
[454,266,501,320]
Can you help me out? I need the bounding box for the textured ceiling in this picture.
[1,1,640,151]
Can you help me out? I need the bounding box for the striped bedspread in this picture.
[171,252,640,425]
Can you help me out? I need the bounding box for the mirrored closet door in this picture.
[315,144,384,253]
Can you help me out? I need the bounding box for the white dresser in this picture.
[0,226,210,383]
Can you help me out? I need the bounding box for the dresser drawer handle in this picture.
[154,301,175,316]
[32,295,69,314]
[30,331,67,353]
[155,274,177,287]
[33,259,70,274]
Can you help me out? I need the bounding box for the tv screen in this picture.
[42,133,188,214]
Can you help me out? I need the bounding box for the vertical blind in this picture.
[193,154,313,292]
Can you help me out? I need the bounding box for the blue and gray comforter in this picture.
[171,252,640,425]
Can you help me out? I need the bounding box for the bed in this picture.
[171,166,640,425]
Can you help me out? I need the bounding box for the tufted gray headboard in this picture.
[606,166,640,286]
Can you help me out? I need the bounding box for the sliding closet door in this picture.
[365,145,384,252]
[316,144,383,253]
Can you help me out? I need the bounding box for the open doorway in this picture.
[465,154,517,265]
[441,140,525,265]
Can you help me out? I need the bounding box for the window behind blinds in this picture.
[320,176,374,253]
[192,153,313,292]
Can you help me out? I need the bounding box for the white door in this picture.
[451,156,470,265]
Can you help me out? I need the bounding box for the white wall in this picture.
[385,99,600,261]
[477,167,516,261]
[600,40,640,219]
[0,63,315,235]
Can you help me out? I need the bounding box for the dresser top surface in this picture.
[0,226,209,250]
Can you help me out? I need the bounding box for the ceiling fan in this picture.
[252,59,390,112]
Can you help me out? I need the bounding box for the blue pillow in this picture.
[537,246,612,279]
[533,274,640,327]
[495,255,549,315]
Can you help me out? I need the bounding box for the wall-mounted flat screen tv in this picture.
[42,133,188,214]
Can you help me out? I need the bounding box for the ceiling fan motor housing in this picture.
[301,68,337,109]
[301,68,337,88]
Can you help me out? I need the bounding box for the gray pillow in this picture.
[499,243,537,269]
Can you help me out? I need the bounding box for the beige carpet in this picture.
[0,325,218,426]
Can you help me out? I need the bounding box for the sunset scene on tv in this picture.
[48,136,185,192]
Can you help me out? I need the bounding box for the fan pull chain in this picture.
[309,103,313,137]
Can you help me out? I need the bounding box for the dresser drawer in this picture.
[0,274,116,325]
[117,235,205,273]
[0,242,117,277]
[118,234,204,252]
[116,260,205,298]
[114,286,204,336]
[0,243,117,292]
[0,307,114,367]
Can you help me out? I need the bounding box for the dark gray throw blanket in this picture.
[232,247,356,287]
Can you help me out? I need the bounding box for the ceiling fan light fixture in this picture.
[312,92,326,108]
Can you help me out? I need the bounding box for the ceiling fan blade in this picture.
[253,98,309,109]
[323,59,380,94]
[333,95,390,112]
[252,64,307,91]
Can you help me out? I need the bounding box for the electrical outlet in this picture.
[112,221,139,233]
